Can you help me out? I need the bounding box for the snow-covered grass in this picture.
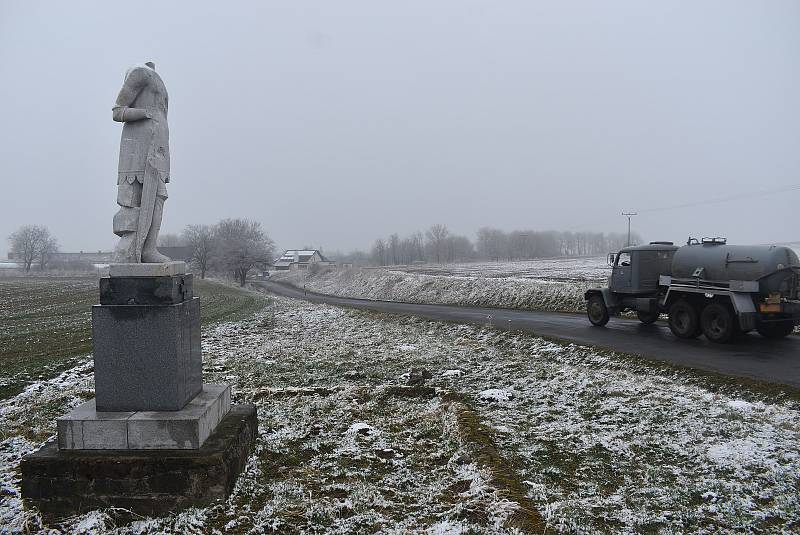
[273,258,607,314]
[387,257,611,283]
[3,295,799,533]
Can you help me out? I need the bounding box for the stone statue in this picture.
[112,61,171,263]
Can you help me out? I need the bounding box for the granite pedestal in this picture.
[22,263,257,519]
[93,295,202,411]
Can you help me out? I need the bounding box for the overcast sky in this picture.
[1,1,798,256]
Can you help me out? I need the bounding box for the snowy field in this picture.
[2,295,799,533]
[272,257,610,314]
[387,257,611,283]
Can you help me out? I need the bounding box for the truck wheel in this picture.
[668,300,700,339]
[637,310,659,325]
[756,322,795,339]
[700,303,735,343]
[587,295,610,326]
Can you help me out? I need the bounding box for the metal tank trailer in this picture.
[584,238,800,343]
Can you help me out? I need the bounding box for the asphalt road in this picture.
[261,281,800,390]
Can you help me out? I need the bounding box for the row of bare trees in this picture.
[369,225,642,265]
[181,219,274,286]
[476,228,641,260]
[7,225,59,272]
[370,224,476,266]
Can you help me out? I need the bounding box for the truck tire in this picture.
[637,310,659,325]
[756,321,795,339]
[700,302,735,343]
[668,300,700,339]
[587,294,610,326]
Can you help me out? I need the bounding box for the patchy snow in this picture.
[425,520,469,534]
[387,257,610,283]
[478,389,515,403]
[726,399,754,412]
[272,259,605,313]
[1,295,799,533]
[442,369,464,378]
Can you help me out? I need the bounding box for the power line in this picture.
[563,183,800,233]
[637,183,800,214]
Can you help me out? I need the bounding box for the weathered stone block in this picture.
[104,261,186,277]
[99,274,193,305]
[57,403,134,450]
[127,384,230,449]
[22,404,258,520]
[92,297,202,411]
[58,385,230,450]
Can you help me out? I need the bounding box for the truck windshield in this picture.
[616,252,631,267]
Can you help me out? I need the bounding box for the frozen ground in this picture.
[2,295,799,533]
[386,257,610,283]
[272,257,610,314]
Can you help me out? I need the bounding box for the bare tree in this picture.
[476,227,505,261]
[411,232,425,262]
[425,224,449,263]
[371,239,387,266]
[8,225,56,272]
[388,233,400,265]
[37,234,59,270]
[444,234,474,262]
[182,224,215,279]
[214,218,275,286]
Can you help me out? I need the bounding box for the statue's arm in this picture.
[112,68,151,123]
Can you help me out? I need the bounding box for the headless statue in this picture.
[112,61,171,263]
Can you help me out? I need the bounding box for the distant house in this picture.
[273,249,335,271]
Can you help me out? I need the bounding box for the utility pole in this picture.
[622,212,637,247]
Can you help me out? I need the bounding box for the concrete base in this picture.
[103,261,186,278]
[22,404,257,520]
[58,385,230,450]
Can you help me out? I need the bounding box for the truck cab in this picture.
[608,243,678,295]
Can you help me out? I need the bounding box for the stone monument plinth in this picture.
[94,263,201,412]
[21,262,257,519]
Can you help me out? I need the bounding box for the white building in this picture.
[273,250,335,271]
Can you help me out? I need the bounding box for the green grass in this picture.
[0,276,268,401]
[194,278,270,324]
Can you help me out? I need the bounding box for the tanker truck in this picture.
[584,238,800,343]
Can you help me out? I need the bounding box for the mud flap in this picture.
[730,292,757,331]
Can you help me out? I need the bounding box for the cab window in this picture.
[615,252,632,267]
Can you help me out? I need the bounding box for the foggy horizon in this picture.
[2,1,799,258]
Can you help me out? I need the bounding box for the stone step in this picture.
[57,384,231,450]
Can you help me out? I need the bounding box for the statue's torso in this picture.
[119,68,170,181]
